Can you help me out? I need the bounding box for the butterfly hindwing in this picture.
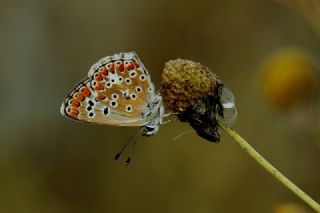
[61,52,155,126]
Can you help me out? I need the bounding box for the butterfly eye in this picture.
[130,93,137,100]
[112,93,119,100]
[125,104,133,112]
[125,78,131,85]
[124,61,130,66]
[135,86,142,93]
[118,77,123,82]
[110,79,115,83]
[115,61,121,65]
[140,75,146,81]
[110,100,118,108]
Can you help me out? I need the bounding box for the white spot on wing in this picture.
[136,86,142,93]
[125,105,133,112]
[130,93,137,100]
[110,100,118,108]
[109,71,123,85]
[112,53,121,61]
[140,75,146,81]
[125,78,131,85]
[112,93,119,100]
[123,52,134,60]
[129,70,137,78]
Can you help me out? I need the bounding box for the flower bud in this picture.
[161,59,235,142]
[161,59,222,113]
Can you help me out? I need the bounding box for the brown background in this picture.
[0,0,319,212]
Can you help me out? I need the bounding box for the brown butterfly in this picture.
[60,52,166,164]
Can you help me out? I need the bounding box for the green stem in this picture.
[217,119,320,213]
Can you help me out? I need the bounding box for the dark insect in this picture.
[178,82,225,142]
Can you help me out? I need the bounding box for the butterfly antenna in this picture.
[114,127,143,161]
[125,133,140,166]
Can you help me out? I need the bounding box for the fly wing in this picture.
[221,87,237,126]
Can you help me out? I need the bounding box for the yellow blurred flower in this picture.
[273,202,309,213]
[259,48,319,111]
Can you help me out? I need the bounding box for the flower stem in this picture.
[217,119,320,212]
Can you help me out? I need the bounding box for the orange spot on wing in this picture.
[75,93,85,101]
[97,93,106,100]
[81,87,91,96]
[109,63,115,73]
[96,73,103,81]
[71,100,80,107]
[95,83,104,91]
[101,67,108,76]
[132,60,139,68]
[68,108,79,117]
[117,63,124,72]
[127,63,135,71]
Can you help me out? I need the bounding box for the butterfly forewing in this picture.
[61,52,155,126]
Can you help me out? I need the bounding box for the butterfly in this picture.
[60,52,165,164]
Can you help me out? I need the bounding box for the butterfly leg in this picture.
[161,113,179,125]
[172,129,194,141]
[163,113,179,117]
[161,118,178,125]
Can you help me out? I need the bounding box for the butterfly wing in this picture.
[60,52,156,126]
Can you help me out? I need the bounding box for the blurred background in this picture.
[1,0,320,212]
